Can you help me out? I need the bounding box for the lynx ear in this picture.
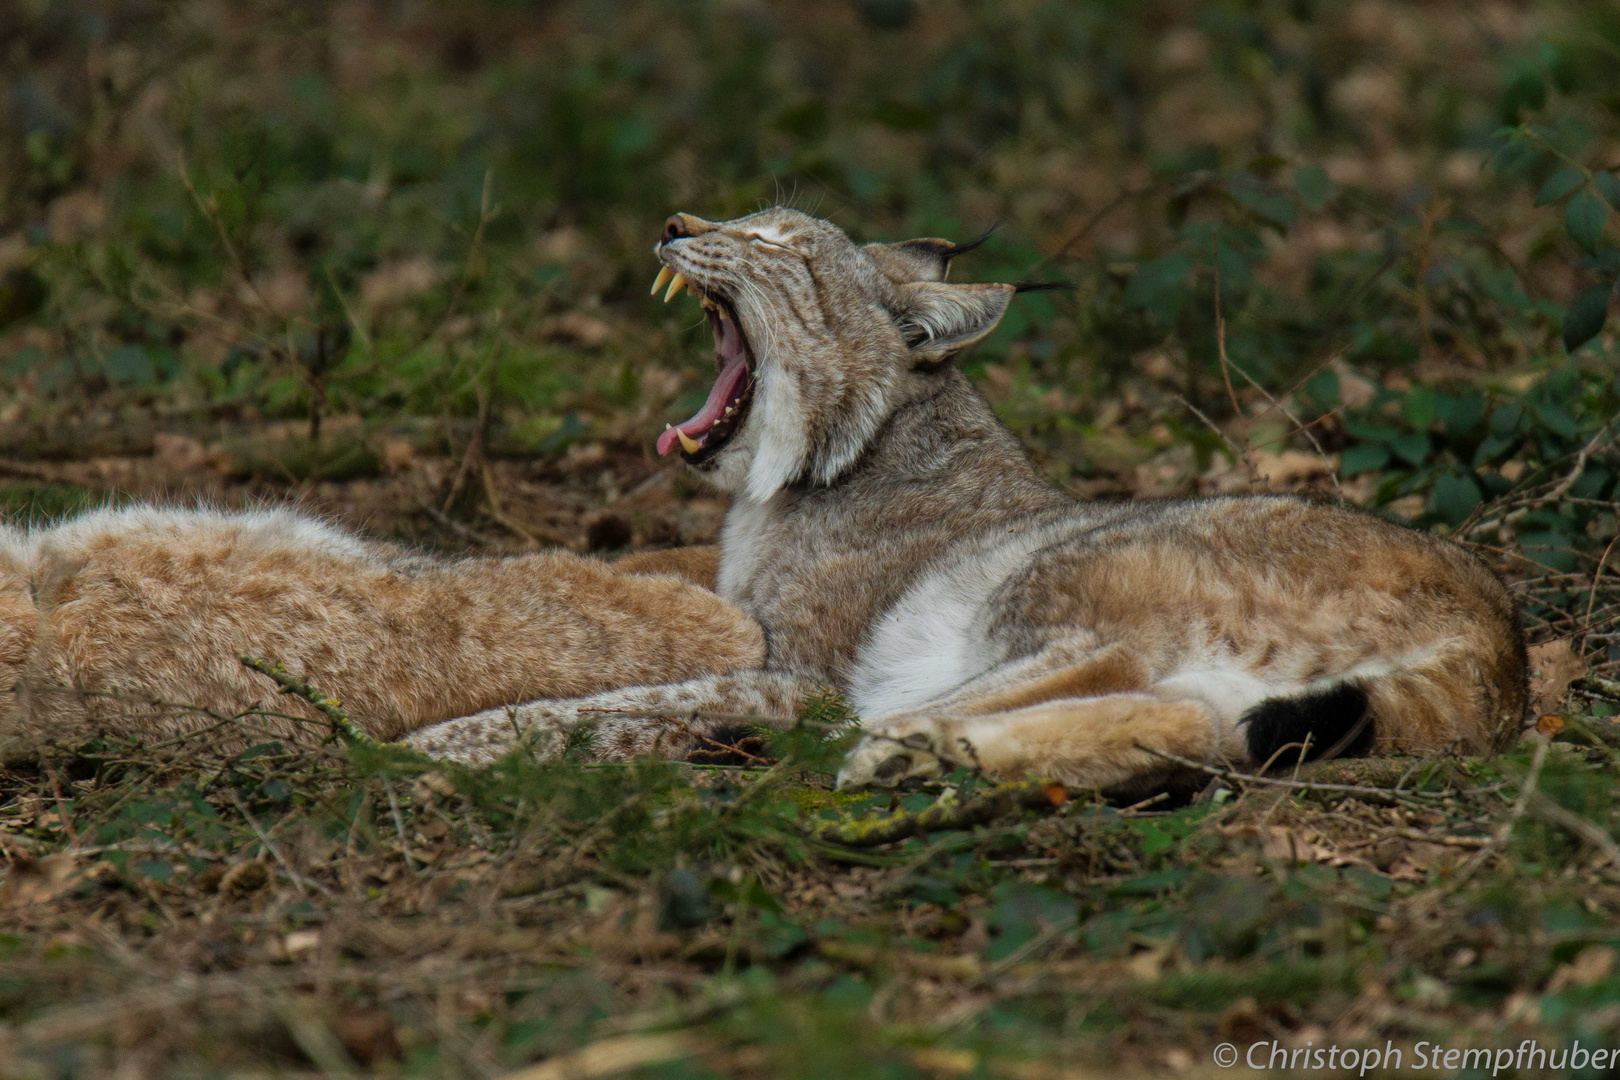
[863,229,994,284]
[894,281,1015,364]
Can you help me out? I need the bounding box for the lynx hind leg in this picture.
[837,693,1219,792]
[837,640,1221,790]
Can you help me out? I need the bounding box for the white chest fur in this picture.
[846,523,1078,719]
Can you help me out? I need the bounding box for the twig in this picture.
[1528,792,1620,871]
[225,788,330,897]
[479,458,545,549]
[1461,418,1619,537]
[239,656,378,749]
[1452,733,1549,886]
[1130,743,1456,805]
[493,1032,700,1080]
[418,498,495,547]
[1037,182,1159,270]
[380,774,423,873]
[1577,675,1620,701]
[1583,532,1620,645]
[812,779,1071,848]
[1176,395,1255,483]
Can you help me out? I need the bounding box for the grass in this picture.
[2,673,1620,1076]
[2,0,1620,1074]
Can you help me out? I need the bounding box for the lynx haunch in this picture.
[2,207,1527,793]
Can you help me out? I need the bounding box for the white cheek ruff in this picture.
[744,364,811,502]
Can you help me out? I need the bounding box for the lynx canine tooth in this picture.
[676,429,702,454]
[651,266,672,295]
[663,272,687,302]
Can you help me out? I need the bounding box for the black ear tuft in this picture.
[1012,280,1075,294]
[942,225,999,260]
[1241,683,1372,768]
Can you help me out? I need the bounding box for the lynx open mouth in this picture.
[651,268,755,464]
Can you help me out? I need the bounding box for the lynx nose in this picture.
[661,214,716,244]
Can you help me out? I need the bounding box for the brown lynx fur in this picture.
[0,509,761,748]
[405,207,1527,791]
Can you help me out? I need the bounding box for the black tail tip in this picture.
[1242,683,1372,767]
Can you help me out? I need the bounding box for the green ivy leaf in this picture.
[1563,280,1614,353]
[1294,165,1335,211]
[1431,473,1483,526]
[1566,190,1608,254]
[1390,432,1432,467]
[1124,252,1194,323]
[104,345,155,387]
[1223,173,1297,229]
[1535,167,1585,206]
[1595,171,1620,211]
[1340,444,1391,475]
[1434,391,1486,437]
[1518,531,1577,573]
[1401,385,1436,430]
[1533,400,1581,440]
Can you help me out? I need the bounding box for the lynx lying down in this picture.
[407,206,1528,792]
[0,507,760,749]
[0,205,1527,794]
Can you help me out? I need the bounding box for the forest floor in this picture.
[2,422,1618,1080]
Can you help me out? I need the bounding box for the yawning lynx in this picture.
[405,207,1528,792]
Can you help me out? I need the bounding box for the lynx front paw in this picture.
[404,705,572,766]
[835,724,951,789]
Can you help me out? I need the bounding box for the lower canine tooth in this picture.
[663,272,687,302]
[651,266,672,296]
[676,429,702,454]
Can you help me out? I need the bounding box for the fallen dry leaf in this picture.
[1529,639,1587,715]
[1546,945,1616,994]
[496,1032,699,1080]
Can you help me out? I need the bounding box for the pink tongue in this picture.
[657,320,751,456]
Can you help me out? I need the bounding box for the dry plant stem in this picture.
[1215,347,1348,503]
[418,498,496,548]
[480,458,545,549]
[1583,531,1620,643]
[1039,182,1159,269]
[814,779,1069,848]
[238,655,376,748]
[443,349,497,513]
[225,788,330,897]
[381,774,423,873]
[1461,418,1619,537]
[1528,792,1620,872]
[493,1032,701,1080]
[1578,675,1620,700]
[1452,733,1549,887]
[271,996,362,1080]
[1130,743,1454,806]
[1177,395,1254,483]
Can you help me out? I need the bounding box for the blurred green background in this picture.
[1,0,1617,554]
